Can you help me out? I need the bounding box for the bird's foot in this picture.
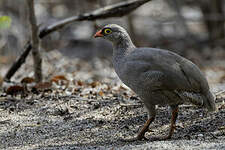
[120,137,138,142]
[137,135,149,141]
[135,128,153,141]
[121,134,172,142]
[150,135,172,141]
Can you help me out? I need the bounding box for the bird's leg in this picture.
[164,105,178,140]
[137,117,155,140]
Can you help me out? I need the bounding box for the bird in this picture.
[94,24,216,141]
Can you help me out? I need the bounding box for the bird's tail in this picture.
[204,91,216,112]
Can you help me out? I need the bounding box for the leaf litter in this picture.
[0,50,225,150]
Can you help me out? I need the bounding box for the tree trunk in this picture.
[199,0,225,44]
[27,0,42,82]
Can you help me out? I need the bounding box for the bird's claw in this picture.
[150,135,172,141]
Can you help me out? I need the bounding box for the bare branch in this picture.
[27,0,42,82]
[4,42,32,81]
[4,0,152,81]
[39,0,152,38]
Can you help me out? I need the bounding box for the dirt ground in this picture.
[0,51,225,150]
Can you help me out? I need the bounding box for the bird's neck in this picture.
[113,34,135,59]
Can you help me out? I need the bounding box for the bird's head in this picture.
[94,24,129,44]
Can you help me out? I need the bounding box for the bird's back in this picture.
[114,47,216,111]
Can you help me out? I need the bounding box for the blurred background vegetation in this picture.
[0,0,225,79]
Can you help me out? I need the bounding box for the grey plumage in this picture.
[115,47,215,111]
[94,24,216,140]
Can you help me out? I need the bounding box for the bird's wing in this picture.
[126,48,209,93]
[178,58,209,92]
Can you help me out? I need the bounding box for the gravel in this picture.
[0,51,225,150]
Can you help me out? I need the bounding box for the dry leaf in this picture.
[98,91,104,97]
[77,80,84,86]
[51,75,68,83]
[89,81,99,88]
[51,75,69,88]
[32,82,52,92]
[21,77,35,84]
[6,85,25,96]
[74,88,81,93]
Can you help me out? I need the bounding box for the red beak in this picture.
[94,30,103,38]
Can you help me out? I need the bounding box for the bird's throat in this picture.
[113,38,135,65]
[114,35,135,53]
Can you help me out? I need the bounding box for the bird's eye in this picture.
[104,28,112,34]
